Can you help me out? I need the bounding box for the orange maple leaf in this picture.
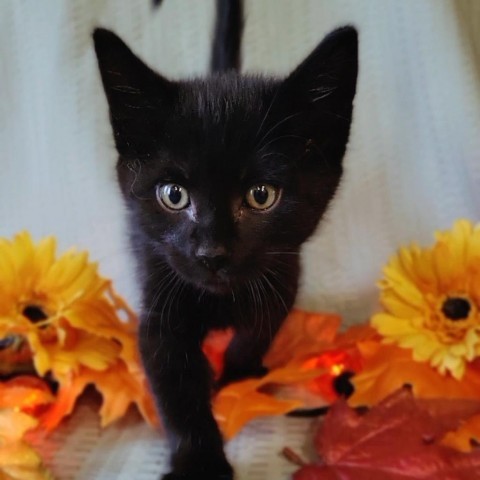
[207,309,370,439]
[0,377,55,416]
[349,340,480,407]
[41,360,158,431]
[299,323,376,401]
[202,328,234,379]
[442,413,480,452]
[263,309,341,369]
[0,409,52,479]
[213,365,324,439]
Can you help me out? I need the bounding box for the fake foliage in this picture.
[0,232,156,479]
[4,219,480,478]
[291,388,480,479]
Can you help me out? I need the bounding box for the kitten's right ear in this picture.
[93,28,176,158]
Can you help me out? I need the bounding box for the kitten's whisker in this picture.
[159,273,183,331]
[265,251,300,256]
[127,159,148,201]
[260,152,291,162]
[252,278,265,341]
[255,112,302,150]
[146,269,177,330]
[197,286,207,303]
[255,85,282,142]
[266,255,299,272]
[162,275,182,333]
[165,276,184,332]
[255,276,271,342]
[144,269,176,339]
[263,270,289,316]
[257,134,309,153]
[246,280,259,333]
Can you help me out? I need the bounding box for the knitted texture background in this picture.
[1,1,480,478]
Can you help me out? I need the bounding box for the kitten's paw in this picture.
[163,456,233,480]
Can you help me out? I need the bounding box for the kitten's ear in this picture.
[275,26,358,166]
[93,28,176,158]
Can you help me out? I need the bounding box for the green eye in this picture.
[157,184,190,210]
[245,184,279,210]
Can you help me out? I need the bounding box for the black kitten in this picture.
[93,9,357,479]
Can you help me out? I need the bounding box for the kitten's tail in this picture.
[210,0,244,73]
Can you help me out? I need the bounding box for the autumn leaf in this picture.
[41,360,158,430]
[213,365,324,439]
[442,413,480,453]
[349,341,480,407]
[292,388,480,479]
[0,410,53,480]
[0,377,54,416]
[263,309,341,369]
[203,310,350,437]
[348,330,480,453]
[202,328,234,379]
[206,311,345,438]
[266,314,377,402]
[333,323,378,348]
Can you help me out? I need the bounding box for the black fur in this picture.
[93,22,357,480]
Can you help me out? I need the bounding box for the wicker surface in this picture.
[29,394,316,480]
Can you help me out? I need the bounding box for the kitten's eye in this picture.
[157,184,190,211]
[245,184,279,210]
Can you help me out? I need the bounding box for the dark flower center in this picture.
[23,305,48,323]
[441,297,471,321]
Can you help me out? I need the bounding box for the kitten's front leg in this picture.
[139,320,233,480]
[219,311,286,387]
[219,264,299,386]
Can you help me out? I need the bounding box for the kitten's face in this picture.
[94,28,358,294]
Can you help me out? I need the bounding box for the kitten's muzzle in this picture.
[198,255,233,294]
[196,248,229,273]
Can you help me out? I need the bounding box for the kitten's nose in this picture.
[196,245,229,272]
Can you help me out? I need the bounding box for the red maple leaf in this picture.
[292,388,480,479]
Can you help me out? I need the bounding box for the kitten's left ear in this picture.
[93,28,177,159]
[275,26,358,165]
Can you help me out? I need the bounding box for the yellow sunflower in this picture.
[372,219,480,380]
[0,231,136,377]
[0,231,157,428]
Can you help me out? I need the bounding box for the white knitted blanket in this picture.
[1,1,480,478]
